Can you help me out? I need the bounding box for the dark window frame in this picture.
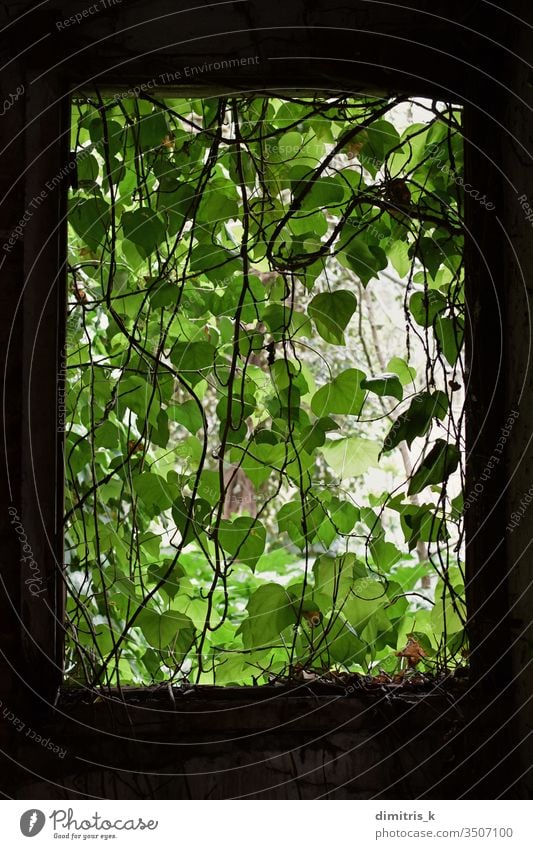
[0,0,522,798]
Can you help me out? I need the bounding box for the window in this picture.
[64,92,466,688]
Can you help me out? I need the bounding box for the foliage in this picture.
[64,92,466,687]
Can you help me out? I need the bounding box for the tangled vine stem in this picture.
[64,93,466,689]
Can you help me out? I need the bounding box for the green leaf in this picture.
[313,554,357,606]
[136,111,169,149]
[190,243,240,284]
[151,409,170,449]
[118,374,160,427]
[94,420,119,450]
[321,615,366,665]
[270,359,309,394]
[218,517,266,571]
[409,290,447,327]
[407,439,461,495]
[262,304,310,338]
[157,180,195,234]
[301,176,345,209]
[361,374,403,401]
[435,315,464,366]
[361,608,397,652]
[172,496,211,546]
[299,417,339,453]
[338,225,388,285]
[77,152,99,184]
[216,392,256,440]
[277,501,307,549]
[383,391,448,452]
[170,341,215,375]
[395,502,449,547]
[289,210,328,237]
[369,538,404,572]
[218,275,266,323]
[413,237,445,279]
[322,436,380,479]
[276,499,328,550]
[113,576,141,604]
[388,239,410,278]
[69,197,110,252]
[311,369,366,417]
[148,279,180,308]
[431,594,465,636]
[390,561,429,592]
[308,290,357,345]
[196,470,221,504]
[133,472,175,516]
[343,577,387,629]
[327,498,360,534]
[364,119,401,167]
[138,609,195,651]
[168,399,204,434]
[199,186,238,224]
[212,653,250,685]
[122,208,166,256]
[240,583,297,647]
[387,357,416,386]
[173,435,203,466]
[147,560,185,599]
[233,441,285,488]
[255,548,299,573]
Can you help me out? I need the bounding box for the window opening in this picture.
[64,92,466,688]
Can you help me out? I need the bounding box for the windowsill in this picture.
[50,674,469,732]
[9,676,469,798]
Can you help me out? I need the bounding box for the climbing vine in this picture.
[64,92,466,687]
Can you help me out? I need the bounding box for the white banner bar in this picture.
[2,800,530,848]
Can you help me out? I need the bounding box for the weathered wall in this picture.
[7,687,465,800]
[0,0,531,799]
[500,11,533,798]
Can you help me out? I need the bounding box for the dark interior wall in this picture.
[0,0,532,799]
[9,687,467,800]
